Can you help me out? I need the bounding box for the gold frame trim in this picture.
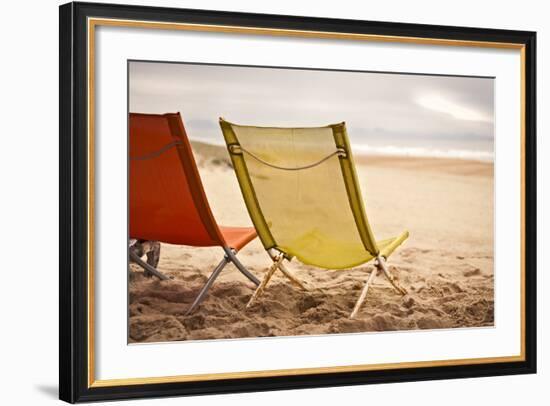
[87,17,527,388]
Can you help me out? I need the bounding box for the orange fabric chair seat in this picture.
[129,112,260,315]
[219,226,257,252]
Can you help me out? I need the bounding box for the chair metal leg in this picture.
[223,247,260,286]
[185,256,230,316]
[378,255,407,295]
[129,250,170,281]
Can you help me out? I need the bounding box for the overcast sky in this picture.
[129,61,494,152]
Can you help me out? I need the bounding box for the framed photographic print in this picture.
[59,1,537,403]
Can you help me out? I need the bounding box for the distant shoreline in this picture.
[189,139,495,165]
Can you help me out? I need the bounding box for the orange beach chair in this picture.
[129,112,260,314]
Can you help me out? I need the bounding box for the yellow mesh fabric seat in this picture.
[220,118,409,318]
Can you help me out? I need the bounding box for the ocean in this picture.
[187,130,494,163]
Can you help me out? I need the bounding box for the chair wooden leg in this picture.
[350,255,407,319]
[378,255,407,295]
[277,261,308,291]
[246,256,282,308]
[350,266,378,319]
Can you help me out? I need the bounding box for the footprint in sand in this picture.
[462,268,482,277]
[182,272,208,283]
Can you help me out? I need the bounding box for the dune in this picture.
[189,140,233,169]
[129,142,494,343]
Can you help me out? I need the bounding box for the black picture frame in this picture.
[59,1,537,403]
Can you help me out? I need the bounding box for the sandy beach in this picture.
[129,142,494,343]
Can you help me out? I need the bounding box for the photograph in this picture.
[128,61,495,343]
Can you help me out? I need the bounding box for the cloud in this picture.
[129,61,494,146]
[415,94,493,123]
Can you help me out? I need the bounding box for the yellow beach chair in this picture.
[219,118,409,318]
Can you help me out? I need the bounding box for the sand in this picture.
[128,142,494,343]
